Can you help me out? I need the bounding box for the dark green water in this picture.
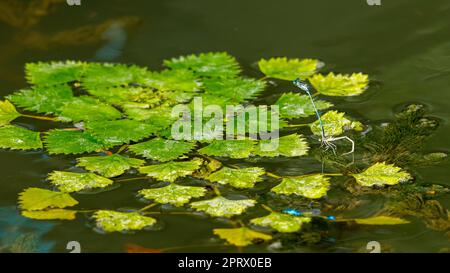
[0,0,449,252]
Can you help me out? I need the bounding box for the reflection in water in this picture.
[0,0,141,84]
[94,22,129,61]
[0,0,63,29]
[0,206,54,253]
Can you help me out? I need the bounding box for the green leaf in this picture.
[21,209,77,220]
[48,171,114,193]
[275,92,333,119]
[25,61,86,86]
[203,77,266,102]
[123,106,176,138]
[139,158,203,182]
[157,91,196,106]
[194,157,223,179]
[7,84,74,114]
[271,174,330,199]
[141,69,201,92]
[0,125,42,150]
[164,52,240,78]
[188,94,235,111]
[57,96,122,122]
[352,162,412,187]
[86,119,157,147]
[93,210,156,232]
[253,134,309,157]
[250,212,311,233]
[190,196,256,217]
[129,138,195,162]
[81,63,147,89]
[258,57,321,80]
[309,72,369,96]
[206,167,265,189]
[231,108,289,134]
[87,86,157,106]
[0,100,21,126]
[76,154,144,177]
[139,184,207,206]
[310,110,363,137]
[18,188,78,211]
[199,140,255,159]
[44,129,105,155]
[123,105,175,127]
[352,216,410,225]
[213,227,272,247]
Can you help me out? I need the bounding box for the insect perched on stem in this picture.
[292,78,355,155]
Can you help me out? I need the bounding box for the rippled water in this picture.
[0,0,449,252]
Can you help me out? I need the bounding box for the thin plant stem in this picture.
[116,144,129,154]
[286,123,309,128]
[139,203,158,212]
[60,127,82,131]
[261,204,274,213]
[266,172,281,179]
[143,211,194,216]
[325,173,344,176]
[116,176,148,182]
[212,186,222,196]
[22,114,57,121]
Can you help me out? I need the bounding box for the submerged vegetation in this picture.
[0,52,448,252]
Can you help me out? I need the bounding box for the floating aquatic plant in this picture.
[0,52,446,251]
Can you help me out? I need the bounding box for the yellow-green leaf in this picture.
[48,171,114,193]
[21,209,77,220]
[309,72,369,96]
[206,167,265,189]
[129,138,195,162]
[190,196,256,217]
[271,174,330,199]
[253,134,309,157]
[139,184,207,206]
[76,154,144,178]
[93,210,156,232]
[250,212,311,233]
[352,162,412,187]
[0,100,21,126]
[310,110,363,137]
[258,57,321,80]
[18,188,78,211]
[213,227,272,247]
[139,158,203,182]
